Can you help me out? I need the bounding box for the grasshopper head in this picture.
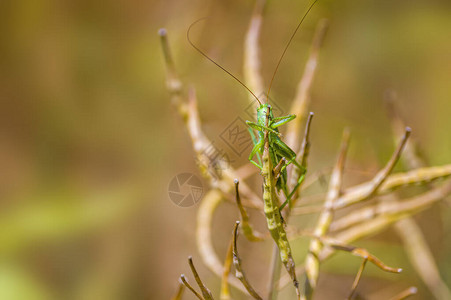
[257,104,273,123]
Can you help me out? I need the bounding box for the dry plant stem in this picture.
[197,189,248,294]
[267,244,282,300]
[331,179,451,232]
[171,279,185,300]
[333,164,451,211]
[244,0,265,100]
[347,258,367,300]
[395,214,451,300]
[180,275,203,300]
[291,205,323,215]
[232,221,263,300]
[327,180,451,256]
[220,240,233,300]
[234,179,265,241]
[188,256,214,300]
[160,28,262,209]
[385,93,451,300]
[286,19,328,152]
[304,129,350,297]
[333,127,412,209]
[388,287,418,300]
[289,112,315,207]
[384,91,426,169]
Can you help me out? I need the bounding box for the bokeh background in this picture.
[1,0,450,299]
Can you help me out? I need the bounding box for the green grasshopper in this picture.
[246,103,306,212]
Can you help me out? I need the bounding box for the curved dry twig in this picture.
[232,221,263,300]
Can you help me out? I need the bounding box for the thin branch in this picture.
[291,204,323,215]
[286,19,328,150]
[220,240,233,300]
[290,112,315,207]
[394,215,451,300]
[388,287,418,300]
[331,180,451,232]
[171,278,186,300]
[333,164,451,210]
[234,179,265,241]
[304,128,350,296]
[188,256,214,300]
[333,127,411,209]
[244,0,266,102]
[384,90,451,300]
[329,181,451,256]
[196,190,248,294]
[347,258,367,300]
[232,221,263,300]
[180,275,203,300]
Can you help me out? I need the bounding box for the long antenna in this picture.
[187,18,262,106]
[266,0,319,101]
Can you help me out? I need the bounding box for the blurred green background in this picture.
[0,0,450,299]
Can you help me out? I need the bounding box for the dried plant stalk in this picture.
[232,221,263,299]
[220,240,233,300]
[234,180,265,241]
[304,129,350,298]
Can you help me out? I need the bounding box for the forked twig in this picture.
[180,275,203,300]
[333,164,451,210]
[188,256,214,300]
[196,190,248,294]
[333,127,411,209]
[232,221,263,300]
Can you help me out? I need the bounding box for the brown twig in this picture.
[286,19,328,151]
[244,0,266,101]
[384,91,451,300]
[289,112,315,207]
[333,127,411,209]
[333,164,451,210]
[171,278,186,300]
[347,258,367,300]
[234,179,265,241]
[232,221,263,300]
[196,190,248,294]
[180,274,203,300]
[303,128,350,297]
[220,240,233,300]
[188,256,214,300]
[388,286,418,300]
